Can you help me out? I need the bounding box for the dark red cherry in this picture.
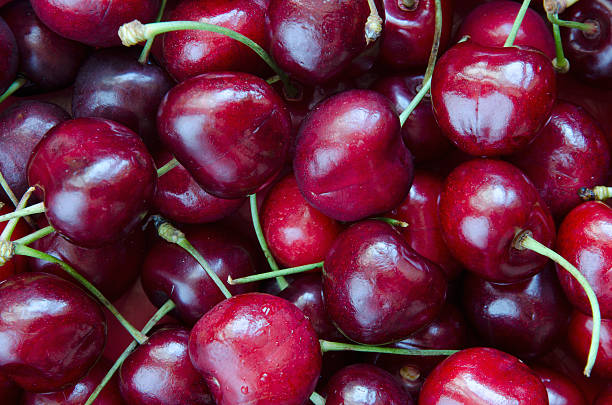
[419,347,549,404]
[267,0,370,84]
[323,220,447,344]
[0,101,69,200]
[0,16,17,94]
[556,201,612,317]
[120,327,212,405]
[29,0,160,47]
[261,174,343,268]
[23,358,124,405]
[157,72,291,199]
[568,311,612,379]
[457,0,555,59]
[562,0,612,87]
[188,293,322,405]
[27,117,157,248]
[596,385,612,405]
[532,366,587,405]
[153,150,244,224]
[142,223,259,326]
[294,90,413,222]
[431,40,556,156]
[72,48,174,147]
[462,266,571,358]
[0,374,21,405]
[1,0,89,92]
[380,0,453,70]
[159,0,268,82]
[0,272,106,392]
[509,101,611,219]
[439,159,555,283]
[387,170,461,279]
[326,364,414,405]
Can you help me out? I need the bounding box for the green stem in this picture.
[249,194,289,290]
[0,202,45,222]
[548,12,598,33]
[266,75,281,85]
[13,244,147,344]
[84,299,176,405]
[156,157,179,177]
[319,340,458,356]
[13,225,54,246]
[371,217,409,228]
[138,0,168,64]
[504,0,532,47]
[0,78,27,104]
[228,261,324,285]
[551,21,570,72]
[0,170,19,208]
[422,0,442,86]
[310,391,326,405]
[399,77,432,127]
[0,187,34,241]
[579,186,612,201]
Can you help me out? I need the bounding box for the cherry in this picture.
[323,220,446,345]
[27,117,157,248]
[532,366,587,405]
[387,170,462,279]
[568,311,612,379]
[596,385,612,405]
[0,204,31,282]
[157,72,291,199]
[0,374,21,405]
[439,159,555,283]
[0,272,106,392]
[462,265,571,358]
[0,16,17,94]
[556,201,612,317]
[419,347,549,404]
[119,327,213,405]
[294,90,413,222]
[431,40,556,156]
[72,48,174,147]
[141,223,259,326]
[457,0,555,59]
[153,150,244,224]
[325,364,414,405]
[380,0,453,70]
[188,293,322,405]
[261,174,343,268]
[29,0,161,47]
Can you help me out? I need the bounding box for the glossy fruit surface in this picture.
[0,16,18,93]
[568,311,612,379]
[532,366,587,405]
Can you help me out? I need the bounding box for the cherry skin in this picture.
[509,101,611,219]
[119,327,213,405]
[72,48,174,147]
[261,174,343,268]
[556,201,612,317]
[27,117,157,248]
[157,72,291,199]
[462,265,571,358]
[0,210,35,284]
[431,40,556,156]
[141,223,260,326]
[531,366,587,405]
[596,385,612,405]
[380,0,453,70]
[0,272,106,392]
[159,0,268,82]
[0,374,21,405]
[267,0,370,85]
[457,0,555,59]
[153,150,244,224]
[568,311,612,379]
[326,364,414,405]
[439,159,555,283]
[323,220,447,345]
[419,347,549,404]
[294,90,413,222]
[29,0,160,47]
[387,170,462,280]
[188,293,322,405]
[1,0,89,92]
[0,16,17,94]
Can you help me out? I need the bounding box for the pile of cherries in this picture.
[0,0,611,403]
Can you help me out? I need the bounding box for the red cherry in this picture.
[0,373,21,405]
[0,16,17,94]
[568,311,612,379]
[0,203,30,283]
[532,366,588,405]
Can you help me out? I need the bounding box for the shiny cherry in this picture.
[568,311,612,379]
[0,16,17,94]
[27,117,157,248]
[431,40,556,156]
[157,72,291,199]
[188,293,322,405]
[532,366,587,405]
[439,159,555,283]
[0,272,106,392]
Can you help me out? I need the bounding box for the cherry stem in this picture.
[372,217,409,228]
[138,0,167,64]
[83,299,176,405]
[310,391,326,405]
[156,157,179,177]
[13,244,148,344]
[422,0,442,86]
[228,261,324,285]
[119,20,298,98]
[249,194,289,290]
[319,340,458,356]
[365,0,383,44]
[504,0,531,47]
[0,77,27,105]
[0,187,34,244]
[152,216,232,299]
[266,75,281,85]
[544,0,582,14]
[0,201,45,222]
[516,232,600,376]
[0,171,35,229]
[13,225,54,246]
[551,22,570,73]
[399,77,432,126]
[579,186,612,201]
[548,12,598,34]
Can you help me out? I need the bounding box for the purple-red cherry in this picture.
[532,366,587,405]
[0,374,21,405]
[568,311,612,379]
[188,293,322,405]
[0,16,17,94]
